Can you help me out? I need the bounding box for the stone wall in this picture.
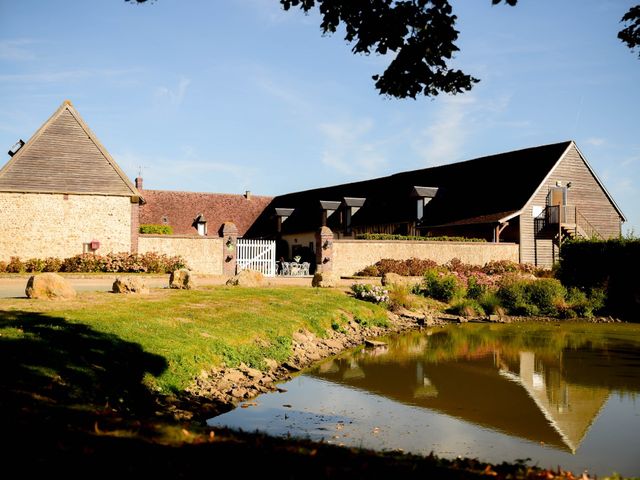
[138,235,223,275]
[331,240,519,277]
[0,192,132,261]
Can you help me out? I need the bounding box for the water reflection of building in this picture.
[310,345,614,453]
[499,351,609,453]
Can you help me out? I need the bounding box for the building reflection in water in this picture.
[308,325,639,454]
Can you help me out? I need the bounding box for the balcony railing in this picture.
[534,205,603,240]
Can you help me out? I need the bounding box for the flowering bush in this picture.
[357,257,438,276]
[2,253,188,274]
[350,283,389,304]
[25,258,46,273]
[43,257,63,272]
[6,257,25,273]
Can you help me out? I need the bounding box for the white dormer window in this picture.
[412,186,438,221]
[342,197,366,234]
[275,208,295,232]
[319,200,341,226]
[193,213,207,236]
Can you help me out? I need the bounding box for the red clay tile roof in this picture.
[139,189,273,237]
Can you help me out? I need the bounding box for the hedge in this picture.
[558,237,640,320]
[0,252,188,274]
[139,224,174,235]
[355,233,486,242]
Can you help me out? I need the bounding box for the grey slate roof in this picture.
[246,141,575,237]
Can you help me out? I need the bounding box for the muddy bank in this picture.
[165,309,623,422]
[169,309,441,421]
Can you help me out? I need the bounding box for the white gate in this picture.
[236,239,276,277]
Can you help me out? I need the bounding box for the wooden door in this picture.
[547,187,567,223]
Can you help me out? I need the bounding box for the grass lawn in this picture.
[0,286,388,393]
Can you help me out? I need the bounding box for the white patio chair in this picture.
[301,262,310,276]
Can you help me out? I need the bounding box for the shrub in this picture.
[482,260,520,275]
[497,277,565,316]
[558,237,640,320]
[447,298,485,317]
[365,258,438,277]
[350,283,389,304]
[375,259,410,276]
[139,224,174,235]
[478,291,505,316]
[355,264,380,277]
[58,252,187,273]
[405,258,438,276]
[525,278,566,316]
[445,258,478,277]
[496,276,528,313]
[466,275,488,300]
[61,254,104,273]
[421,269,464,303]
[386,284,418,312]
[25,258,46,273]
[565,287,606,318]
[6,257,25,273]
[43,257,63,272]
[0,261,6,273]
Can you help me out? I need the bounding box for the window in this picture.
[416,197,432,221]
[532,205,543,218]
[192,213,207,236]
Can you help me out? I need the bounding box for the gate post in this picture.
[220,222,238,276]
[315,226,334,273]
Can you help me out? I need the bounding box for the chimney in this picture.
[135,177,143,190]
[245,190,251,200]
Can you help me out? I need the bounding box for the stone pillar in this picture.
[220,222,238,276]
[315,226,334,273]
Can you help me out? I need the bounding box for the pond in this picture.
[208,323,640,477]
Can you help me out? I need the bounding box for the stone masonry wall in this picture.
[332,240,519,277]
[138,235,223,275]
[0,192,132,261]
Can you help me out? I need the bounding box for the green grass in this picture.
[0,286,387,393]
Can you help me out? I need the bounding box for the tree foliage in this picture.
[127,0,638,99]
[280,0,513,99]
[619,5,640,58]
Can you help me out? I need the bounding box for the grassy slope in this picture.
[0,286,388,392]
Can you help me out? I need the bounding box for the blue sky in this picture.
[1,0,638,233]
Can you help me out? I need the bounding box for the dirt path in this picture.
[0,273,379,298]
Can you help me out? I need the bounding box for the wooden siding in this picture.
[0,107,134,196]
[520,144,622,266]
